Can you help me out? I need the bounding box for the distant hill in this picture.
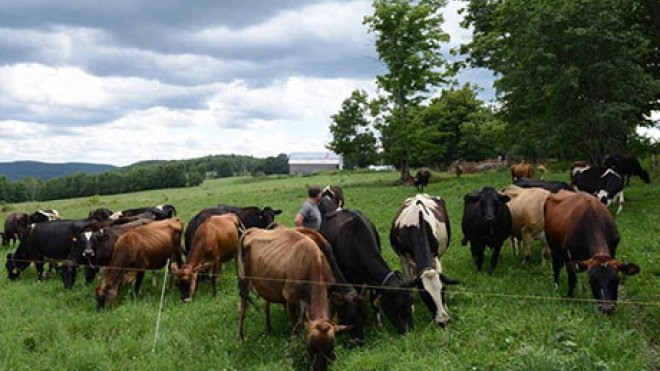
[0,161,117,181]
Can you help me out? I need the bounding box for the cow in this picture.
[605,153,651,186]
[109,204,177,220]
[317,195,414,335]
[237,227,348,371]
[511,163,535,182]
[502,185,551,264]
[544,191,640,314]
[413,170,431,192]
[573,167,625,214]
[88,208,113,221]
[6,218,98,281]
[514,177,572,193]
[390,194,459,327]
[297,226,366,345]
[2,213,29,246]
[28,209,61,224]
[183,205,281,256]
[95,218,184,310]
[461,187,512,273]
[174,214,240,302]
[321,185,345,208]
[570,160,590,186]
[61,218,154,288]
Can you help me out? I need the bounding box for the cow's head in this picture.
[5,252,29,280]
[330,288,366,345]
[257,207,282,227]
[376,271,413,334]
[318,196,339,217]
[465,187,510,223]
[306,319,348,371]
[570,256,640,314]
[173,266,197,302]
[95,284,118,311]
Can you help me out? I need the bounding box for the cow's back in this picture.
[505,186,550,238]
[112,219,182,269]
[194,214,240,263]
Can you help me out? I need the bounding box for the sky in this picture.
[0,0,501,166]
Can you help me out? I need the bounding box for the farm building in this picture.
[288,152,343,175]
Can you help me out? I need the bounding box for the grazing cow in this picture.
[514,177,572,193]
[237,228,348,371]
[390,194,459,327]
[536,164,548,179]
[95,218,184,310]
[573,167,625,214]
[174,214,240,302]
[61,218,154,288]
[321,185,345,208]
[109,204,177,220]
[2,213,29,246]
[28,209,61,224]
[511,163,535,182]
[6,219,97,281]
[183,205,281,255]
[297,227,366,345]
[88,208,113,221]
[605,153,650,186]
[317,196,414,334]
[544,191,640,314]
[502,185,551,264]
[461,187,512,273]
[413,170,431,192]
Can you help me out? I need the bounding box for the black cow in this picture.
[61,219,154,288]
[322,185,345,208]
[461,187,512,273]
[2,213,29,246]
[318,196,414,335]
[88,208,114,221]
[605,153,650,186]
[110,204,176,220]
[573,167,624,214]
[545,191,640,314]
[28,209,61,224]
[414,170,431,192]
[183,205,281,256]
[514,178,573,193]
[6,219,97,281]
[390,194,459,327]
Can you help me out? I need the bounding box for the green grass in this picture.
[1,168,658,370]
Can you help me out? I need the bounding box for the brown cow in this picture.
[544,191,640,314]
[502,185,551,264]
[511,163,535,182]
[237,228,347,371]
[3,213,29,246]
[174,214,240,302]
[95,218,184,310]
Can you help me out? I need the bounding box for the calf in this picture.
[174,214,240,302]
[544,191,640,314]
[511,163,535,182]
[6,219,97,281]
[2,212,28,246]
[514,178,572,193]
[95,218,184,309]
[390,194,458,327]
[237,228,348,371]
[502,185,551,264]
[413,170,431,192]
[461,187,512,273]
[573,167,625,214]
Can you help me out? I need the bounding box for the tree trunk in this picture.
[400,156,412,183]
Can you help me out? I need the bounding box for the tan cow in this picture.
[511,163,535,182]
[502,185,551,264]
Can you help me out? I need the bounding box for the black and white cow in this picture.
[88,208,114,221]
[322,185,345,208]
[390,194,458,327]
[109,204,176,220]
[28,209,61,224]
[461,187,512,273]
[572,167,625,214]
[604,153,650,186]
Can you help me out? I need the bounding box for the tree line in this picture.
[328,0,659,180]
[0,154,289,202]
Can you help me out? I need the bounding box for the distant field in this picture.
[1,168,658,370]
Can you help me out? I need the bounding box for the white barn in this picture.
[288,152,343,175]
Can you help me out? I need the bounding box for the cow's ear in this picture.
[618,262,640,276]
[333,324,351,333]
[569,260,589,273]
[498,194,511,203]
[273,209,282,215]
[464,193,479,202]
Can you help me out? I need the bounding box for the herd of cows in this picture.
[1,152,652,370]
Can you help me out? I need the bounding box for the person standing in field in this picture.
[294,186,322,230]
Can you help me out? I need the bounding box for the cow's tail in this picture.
[237,231,251,300]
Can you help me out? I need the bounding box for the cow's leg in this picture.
[211,265,219,297]
[616,192,624,215]
[489,243,503,274]
[84,266,98,283]
[134,271,145,296]
[435,257,448,312]
[264,302,272,335]
[470,241,486,272]
[510,237,519,256]
[566,262,577,297]
[522,230,532,264]
[35,261,45,281]
[238,290,248,340]
[551,251,563,290]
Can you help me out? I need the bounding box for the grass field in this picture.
[1,167,658,370]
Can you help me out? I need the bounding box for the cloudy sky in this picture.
[0,0,495,166]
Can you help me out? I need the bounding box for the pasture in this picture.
[1,168,658,370]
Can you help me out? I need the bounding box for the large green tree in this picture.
[460,0,660,164]
[327,90,378,169]
[364,0,452,181]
